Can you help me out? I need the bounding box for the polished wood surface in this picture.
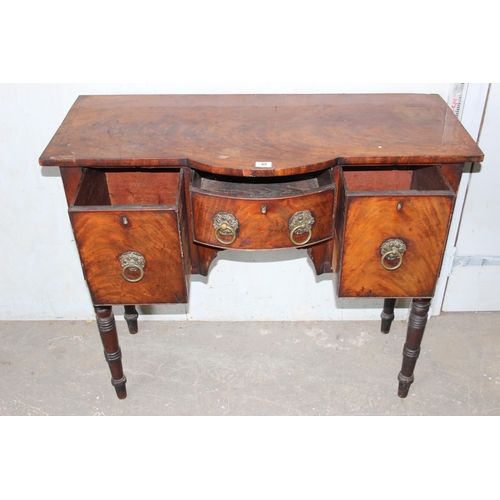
[94,306,127,399]
[190,170,334,250]
[39,94,485,400]
[69,169,189,305]
[39,94,484,176]
[336,166,455,297]
[398,299,431,398]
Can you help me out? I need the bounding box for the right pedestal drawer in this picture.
[335,166,456,298]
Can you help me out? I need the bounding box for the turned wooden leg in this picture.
[397,298,431,398]
[94,306,127,399]
[380,298,397,334]
[124,305,139,334]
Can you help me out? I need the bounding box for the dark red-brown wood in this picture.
[336,166,456,298]
[381,298,397,334]
[94,306,127,399]
[124,305,139,334]
[190,170,335,251]
[69,169,189,305]
[39,94,484,177]
[39,94,485,400]
[398,299,432,398]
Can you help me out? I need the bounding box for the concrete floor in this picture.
[1,312,499,415]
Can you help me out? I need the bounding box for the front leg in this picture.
[94,306,127,399]
[397,298,431,398]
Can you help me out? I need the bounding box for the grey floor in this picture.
[1,312,499,415]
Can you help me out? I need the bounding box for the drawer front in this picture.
[191,191,334,250]
[338,194,454,297]
[69,209,188,305]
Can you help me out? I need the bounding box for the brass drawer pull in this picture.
[380,239,407,271]
[289,210,315,246]
[120,251,146,282]
[213,212,239,245]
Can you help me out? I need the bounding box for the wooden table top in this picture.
[39,94,484,177]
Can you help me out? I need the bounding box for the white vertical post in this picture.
[430,83,490,316]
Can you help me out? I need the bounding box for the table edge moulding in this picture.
[39,94,484,400]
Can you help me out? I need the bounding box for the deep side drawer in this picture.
[336,165,456,298]
[69,168,189,305]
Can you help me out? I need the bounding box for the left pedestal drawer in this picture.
[68,168,189,305]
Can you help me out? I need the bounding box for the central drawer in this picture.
[190,170,335,250]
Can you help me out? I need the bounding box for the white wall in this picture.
[443,83,500,311]
[0,83,460,321]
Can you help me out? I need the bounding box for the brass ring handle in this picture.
[213,212,239,246]
[122,263,145,282]
[380,238,406,271]
[120,251,146,283]
[290,224,312,246]
[215,223,237,245]
[289,210,315,246]
[381,250,403,271]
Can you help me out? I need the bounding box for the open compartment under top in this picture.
[72,168,182,207]
[342,165,453,193]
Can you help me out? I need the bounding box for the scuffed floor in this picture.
[1,312,499,415]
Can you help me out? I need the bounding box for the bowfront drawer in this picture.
[190,170,335,250]
[336,166,456,298]
[69,168,189,305]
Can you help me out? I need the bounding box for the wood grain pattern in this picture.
[191,169,335,250]
[192,191,334,250]
[60,167,83,205]
[338,193,454,298]
[342,169,413,191]
[73,169,111,206]
[106,170,180,205]
[70,209,188,304]
[69,170,189,305]
[39,94,486,399]
[39,94,484,177]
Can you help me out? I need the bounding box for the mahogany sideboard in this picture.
[39,94,484,400]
